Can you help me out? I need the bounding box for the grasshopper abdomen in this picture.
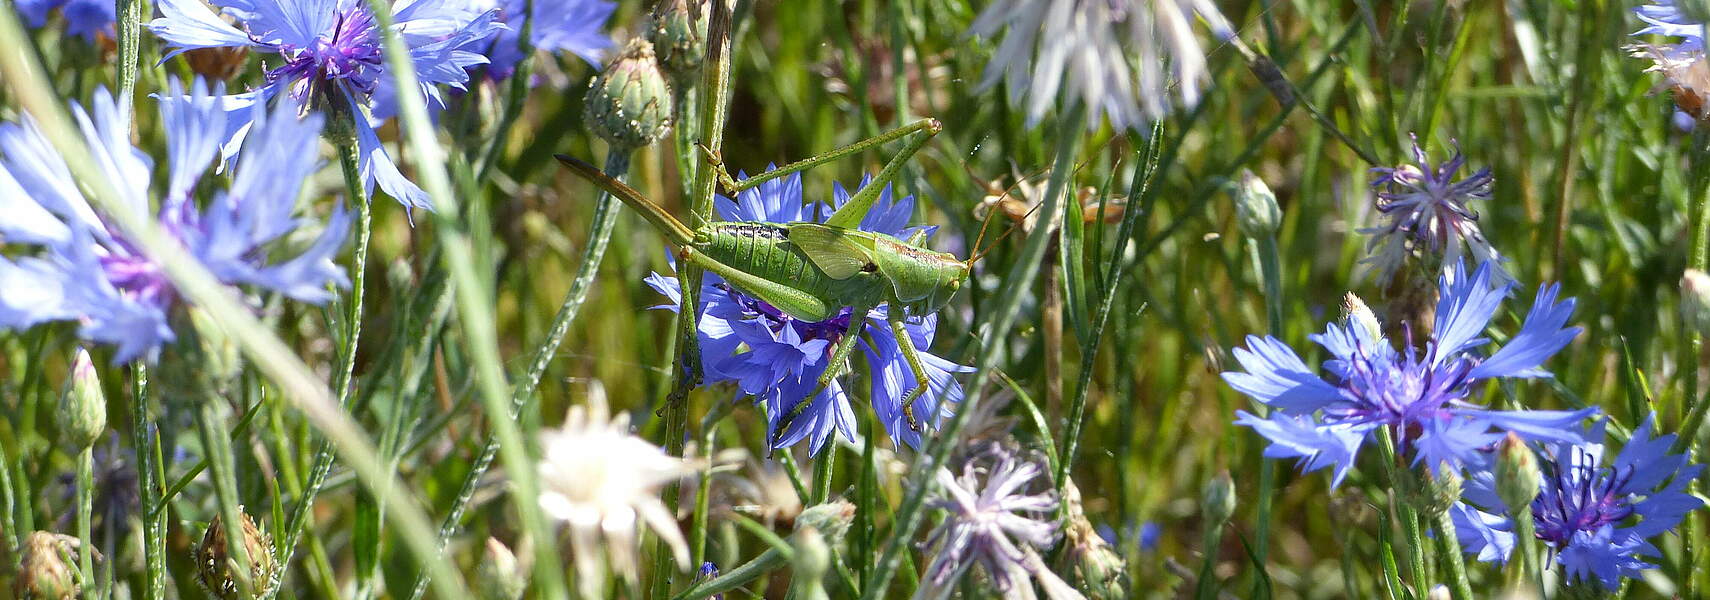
[696,222,886,323]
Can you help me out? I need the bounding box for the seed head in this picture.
[1419,464,1463,519]
[1060,480,1127,600]
[584,38,674,149]
[195,510,279,600]
[1230,169,1281,238]
[1494,433,1541,512]
[15,532,79,600]
[648,0,710,83]
[57,348,106,450]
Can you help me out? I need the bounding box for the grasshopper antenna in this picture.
[555,154,696,246]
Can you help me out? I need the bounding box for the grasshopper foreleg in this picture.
[888,311,933,432]
[771,301,874,450]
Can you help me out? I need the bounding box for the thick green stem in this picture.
[1433,507,1474,600]
[408,150,633,600]
[1194,521,1226,599]
[1250,234,1284,589]
[130,365,165,600]
[114,0,142,118]
[75,448,94,598]
[1507,504,1541,597]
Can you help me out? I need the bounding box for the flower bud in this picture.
[584,38,674,149]
[1343,293,1384,343]
[15,532,78,600]
[1419,464,1463,519]
[57,348,106,450]
[196,509,279,600]
[1229,169,1281,238]
[789,526,831,599]
[1426,584,1452,600]
[795,500,855,546]
[1056,480,1127,600]
[1202,471,1237,526]
[1683,269,1710,336]
[1495,433,1541,512]
[476,538,526,600]
[648,0,709,83]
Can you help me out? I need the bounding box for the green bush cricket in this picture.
[556,117,1001,444]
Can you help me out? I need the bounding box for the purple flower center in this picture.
[1532,448,1636,546]
[718,283,856,351]
[1326,330,1478,438]
[265,7,384,98]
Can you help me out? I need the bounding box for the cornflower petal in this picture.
[1222,335,1345,414]
[149,0,257,56]
[1467,282,1582,379]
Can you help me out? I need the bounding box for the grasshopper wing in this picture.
[788,224,875,279]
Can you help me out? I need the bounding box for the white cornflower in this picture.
[967,0,1232,132]
[535,397,699,593]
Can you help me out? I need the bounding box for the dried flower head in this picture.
[195,510,279,600]
[15,532,81,600]
[1362,137,1507,289]
[536,398,700,593]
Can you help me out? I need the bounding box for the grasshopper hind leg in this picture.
[770,301,875,452]
[888,311,934,433]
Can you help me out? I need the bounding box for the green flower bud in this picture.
[788,527,831,600]
[584,38,674,149]
[1419,464,1463,519]
[1202,471,1237,526]
[795,500,855,546]
[1060,481,1127,600]
[1229,169,1281,238]
[476,538,526,600]
[648,0,709,83]
[1683,269,1710,337]
[1495,433,1541,512]
[196,509,280,600]
[57,348,106,450]
[15,532,78,600]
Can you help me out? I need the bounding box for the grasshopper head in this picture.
[910,260,968,315]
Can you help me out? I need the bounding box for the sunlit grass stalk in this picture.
[409,149,633,600]
[862,100,1084,600]
[355,0,569,597]
[0,6,476,600]
[131,364,166,600]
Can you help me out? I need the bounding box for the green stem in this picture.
[671,547,788,600]
[114,0,141,119]
[268,115,372,600]
[130,365,165,600]
[1507,504,1541,597]
[656,4,734,598]
[75,447,94,598]
[1194,521,1226,599]
[1377,428,1429,594]
[1433,507,1474,600]
[408,150,633,600]
[811,444,835,505]
[1250,234,1284,591]
[863,101,1085,600]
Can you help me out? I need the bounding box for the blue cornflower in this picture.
[16,0,116,40]
[0,80,349,363]
[1635,1,1705,43]
[474,0,614,79]
[1363,137,1508,289]
[645,170,971,454]
[1224,262,1596,486]
[148,0,503,211]
[1452,415,1703,590]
